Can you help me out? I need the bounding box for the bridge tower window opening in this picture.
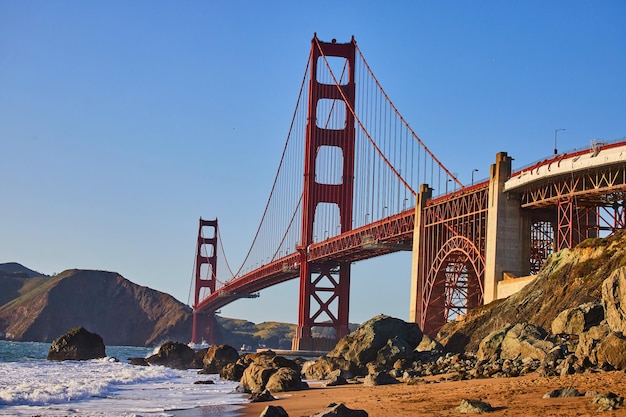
[316,99,347,130]
[315,145,344,185]
[313,202,341,241]
[316,56,349,86]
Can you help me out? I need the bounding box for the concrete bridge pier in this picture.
[409,184,433,325]
[483,152,531,304]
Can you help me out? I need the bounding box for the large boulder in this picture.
[265,367,308,393]
[146,341,194,369]
[260,405,289,417]
[476,326,510,362]
[303,356,360,380]
[240,361,276,393]
[47,326,106,361]
[327,315,422,367]
[602,266,626,334]
[500,323,554,361]
[551,302,604,335]
[305,315,423,379]
[595,332,626,370]
[220,362,246,381]
[202,344,240,374]
[238,350,305,394]
[574,323,611,363]
[476,323,554,362]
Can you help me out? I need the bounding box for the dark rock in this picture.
[303,356,359,380]
[129,357,149,366]
[455,399,493,413]
[415,333,443,352]
[203,344,240,373]
[259,405,289,417]
[193,379,215,384]
[592,392,625,412]
[595,332,626,370]
[542,387,581,398]
[574,323,611,364]
[551,302,604,335]
[146,341,194,369]
[500,323,554,361]
[363,371,400,386]
[47,327,106,361]
[324,370,348,387]
[240,361,276,393]
[602,266,626,334]
[249,389,276,403]
[305,315,422,379]
[310,403,368,417]
[190,347,208,369]
[328,315,422,368]
[476,327,510,362]
[376,336,413,366]
[265,367,307,393]
[220,362,246,381]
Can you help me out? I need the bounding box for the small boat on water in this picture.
[188,340,209,349]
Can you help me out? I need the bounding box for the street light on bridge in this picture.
[554,128,566,155]
[471,169,479,185]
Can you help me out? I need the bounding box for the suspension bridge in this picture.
[189,35,626,351]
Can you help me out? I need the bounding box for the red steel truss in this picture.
[519,163,626,250]
[416,185,488,335]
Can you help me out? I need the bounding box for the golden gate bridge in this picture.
[188,35,626,351]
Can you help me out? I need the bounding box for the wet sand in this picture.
[239,371,626,417]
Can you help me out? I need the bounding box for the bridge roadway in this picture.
[195,140,626,336]
[194,209,415,313]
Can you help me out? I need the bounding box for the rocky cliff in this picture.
[0,268,192,346]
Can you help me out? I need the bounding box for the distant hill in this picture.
[0,262,48,278]
[0,263,49,306]
[0,265,359,348]
[0,269,192,346]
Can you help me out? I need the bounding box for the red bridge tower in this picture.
[293,35,356,351]
[191,218,218,345]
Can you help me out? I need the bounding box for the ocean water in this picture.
[0,340,246,417]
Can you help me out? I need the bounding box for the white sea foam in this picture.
[0,357,244,416]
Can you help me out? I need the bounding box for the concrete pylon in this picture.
[409,184,433,324]
[483,152,530,303]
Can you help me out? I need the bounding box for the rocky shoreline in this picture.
[45,232,626,416]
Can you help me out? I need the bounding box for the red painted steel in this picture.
[294,35,357,348]
[416,185,488,335]
[191,218,218,345]
[193,212,414,314]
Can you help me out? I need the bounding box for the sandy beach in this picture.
[240,371,626,417]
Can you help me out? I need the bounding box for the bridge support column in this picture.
[484,152,531,304]
[191,218,218,345]
[410,184,433,325]
[293,35,356,352]
[192,310,216,345]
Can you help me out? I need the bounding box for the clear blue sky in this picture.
[1,1,624,326]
